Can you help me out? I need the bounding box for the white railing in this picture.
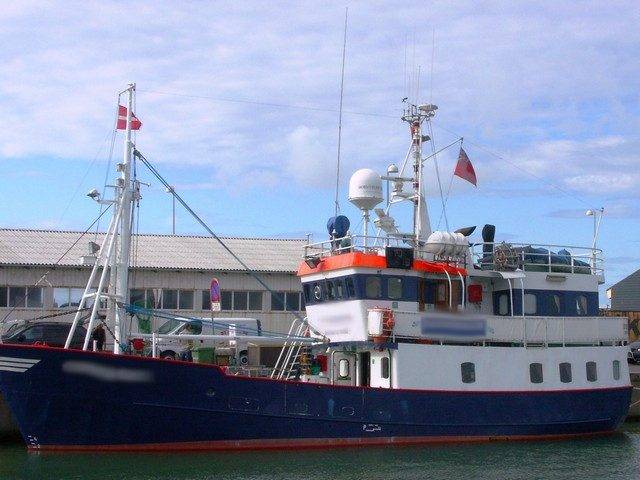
[469,242,603,275]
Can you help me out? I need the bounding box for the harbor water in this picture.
[2,426,640,480]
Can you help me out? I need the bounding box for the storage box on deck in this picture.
[192,347,215,364]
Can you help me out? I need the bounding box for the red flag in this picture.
[454,147,477,186]
[116,105,142,130]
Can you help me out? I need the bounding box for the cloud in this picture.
[547,203,640,219]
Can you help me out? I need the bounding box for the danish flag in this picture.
[453,147,477,186]
[116,105,142,130]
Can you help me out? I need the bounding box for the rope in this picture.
[133,149,310,327]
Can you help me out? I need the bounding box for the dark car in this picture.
[628,341,640,364]
[1,322,87,349]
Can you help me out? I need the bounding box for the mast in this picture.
[114,83,135,353]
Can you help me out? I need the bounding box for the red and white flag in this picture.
[116,105,142,130]
[454,147,477,186]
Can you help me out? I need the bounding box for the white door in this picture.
[369,351,391,388]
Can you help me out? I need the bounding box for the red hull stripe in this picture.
[297,252,466,276]
[29,431,616,453]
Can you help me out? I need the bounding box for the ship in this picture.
[0,84,631,451]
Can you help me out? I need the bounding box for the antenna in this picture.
[334,7,348,218]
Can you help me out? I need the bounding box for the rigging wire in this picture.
[333,6,348,218]
[95,105,120,237]
[427,119,449,230]
[0,204,114,327]
[133,149,315,331]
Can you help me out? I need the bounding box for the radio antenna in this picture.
[334,7,348,217]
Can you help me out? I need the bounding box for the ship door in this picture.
[332,351,357,386]
[359,351,371,387]
[418,279,426,312]
[370,351,391,388]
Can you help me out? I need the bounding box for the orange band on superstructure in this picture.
[297,252,466,277]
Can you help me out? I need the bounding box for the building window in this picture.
[529,363,543,383]
[0,287,6,307]
[576,295,588,316]
[53,287,93,308]
[162,289,178,309]
[381,357,390,379]
[8,287,26,308]
[524,293,537,315]
[248,292,262,311]
[388,278,402,300]
[548,294,561,315]
[201,290,211,310]
[233,291,248,310]
[179,290,194,310]
[130,289,145,306]
[559,362,572,383]
[365,277,382,299]
[286,292,300,311]
[461,362,475,383]
[613,360,621,380]
[586,361,597,382]
[271,291,285,311]
[221,291,232,310]
[498,293,509,316]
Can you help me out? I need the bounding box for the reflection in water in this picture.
[2,429,640,480]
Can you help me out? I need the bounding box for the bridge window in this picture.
[524,293,537,315]
[613,360,620,380]
[529,363,543,383]
[548,294,561,315]
[576,295,588,316]
[586,361,597,382]
[461,362,475,383]
[381,357,390,379]
[365,277,382,299]
[388,278,403,300]
[559,362,572,383]
[326,281,336,300]
[345,277,356,298]
[312,284,323,302]
[335,279,345,299]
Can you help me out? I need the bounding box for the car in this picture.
[628,341,640,364]
[1,322,88,349]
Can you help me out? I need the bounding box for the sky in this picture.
[1,1,639,303]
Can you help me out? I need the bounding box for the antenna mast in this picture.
[334,7,348,217]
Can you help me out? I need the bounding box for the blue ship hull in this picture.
[0,344,631,451]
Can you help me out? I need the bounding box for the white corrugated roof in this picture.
[0,229,306,273]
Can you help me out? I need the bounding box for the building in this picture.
[0,228,307,336]
[607,268,640,311]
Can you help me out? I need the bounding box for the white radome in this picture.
[348,168,383,211]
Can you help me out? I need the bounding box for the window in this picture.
[365,277,382,299]
[271,291,285,311]
[335,279,345,299]
[23,325,43,342]
[461,362,475,383]
[338,359,350,379]
[498,293,509,316]
[613,360,621,380]
[248,292,262,311]
[345,277,356,298]
[8,287,26,308]
[179,290,194,310]
[388,278,402,300]
[529,363,543,383]
[201,290,211,310]
[221,291,232,310]
[524,293,537,315]
[286,292,300,311]
[69,288,84,307]
[559,362,572,383]
[312,283,323,302]
[233,291,248,310]
[548,294,561,315]
[53,288,68,308]
[0,287,6,307]
[326,281,336,300]
[576,295,588,316]
[162,289,178,309]
[303,284,311,303]
[381,357,390,379]
[586,361,597,382]
[130,289,145,306]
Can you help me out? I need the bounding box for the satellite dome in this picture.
[348,169,383,211]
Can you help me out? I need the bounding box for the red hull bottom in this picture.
[29,430,617,453]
